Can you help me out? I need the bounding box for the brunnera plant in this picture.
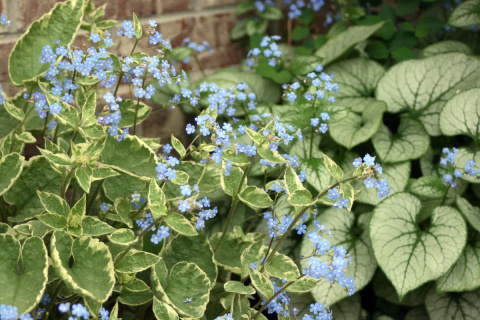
[0,0,392,320]
[227,0,480,319]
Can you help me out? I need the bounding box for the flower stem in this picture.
[260,175,360,271]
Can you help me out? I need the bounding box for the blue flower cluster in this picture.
[57,302,109,320]
[181,37,214,63]
[353,153,390,199]
[151,225,170,244]
[215,313,234,320]
[176,184,218,230]
[264,210,308,238]
[440,147,478,187]
[284,66,338,104]
[284,0,326,19]
[0,305,32,320]
[156,146,179,181]
[303,220,355,295]
[246,35,282,67]
[253,0,275,12]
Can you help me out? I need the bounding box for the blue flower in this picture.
[311,118,320,127]
[186,124,195,134]
[180,185,192,197]
[353,157,362,168]
[49,103,62,115]
[178,200,191,212]
[334,197,349,209]
[363,154,375,166]
[100,202,110,212]
[327,187,340,200]
[90,33,101,43]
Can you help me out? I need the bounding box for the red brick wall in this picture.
[0,0,243,96]
[0,0,243,141]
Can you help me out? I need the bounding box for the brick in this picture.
[94,0,156,20]
[203,0,240,7]
[0,40,19,97]
[156,0,191,13]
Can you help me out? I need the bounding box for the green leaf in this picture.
[288,189,314,206]
[118,280,153,306]
[325,58,385,113]
[249,268,274,298]
[221,165,245,197]
[370,193,467,299]
[101,135,157,200]
[259,5,283,20]
[0,235,48,314]
[16,132,36,144]
[153,297,179,320]
[171,135,186,158]
[423,40,471,57]
[289,55,322,75]
[164,262,211,318]
[8,0,84,86]
[440,88,480,142]
[285,277,320,293]
[425,287,480,319]
[169,47,193,61]
[284,165,306,195]
[230,19,248,40]
[51,230,115,302]
[330,295,362,320]
[292,26,310,41]
[456,196,480,232]
[3,101,24,121]
[108,228,136,245]
[372,117,429,163]
[210,231,254,274]
[132,13,142,39]
[396,0,419,15]
[81,216,115,236]
[322,153,343,181]
[38,148,71,166]
[409,176,447,200]
[4,156,62,222]
[376,53,480,136]
[448,0,480,27]
[164,212,197,236]
[114,197,133,228]
[37,213,68,229]
[302,210,376,305]
[115,249,161,273]
[0,153,24,196]
[239,186,272,209]
[373,270,432,307]
[67,194,86,236]
[265,253,300,281]
[224,281,256,295]
[117,99,152,128]
[436,231,480,292]
[330,101,386,149]
[75,166,93,193]
[162,233,217,288]
[315,22,384,66]
[365,41,389,60]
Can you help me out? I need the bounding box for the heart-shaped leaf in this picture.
[163,262,211,318]
[425,287,480,319]
[436,230,480,292]
[50,230,115,302]
[447,0,480,27]
[370,193,467,299]
[0,235,48,314]
[8,0,84,86]
[325,58,385,113]
[440,88,480,143]
[4,156,62,222]
[0,152,24,196]
[329,100,386,149]
[372,117,429,163]
[376,53,480,136]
